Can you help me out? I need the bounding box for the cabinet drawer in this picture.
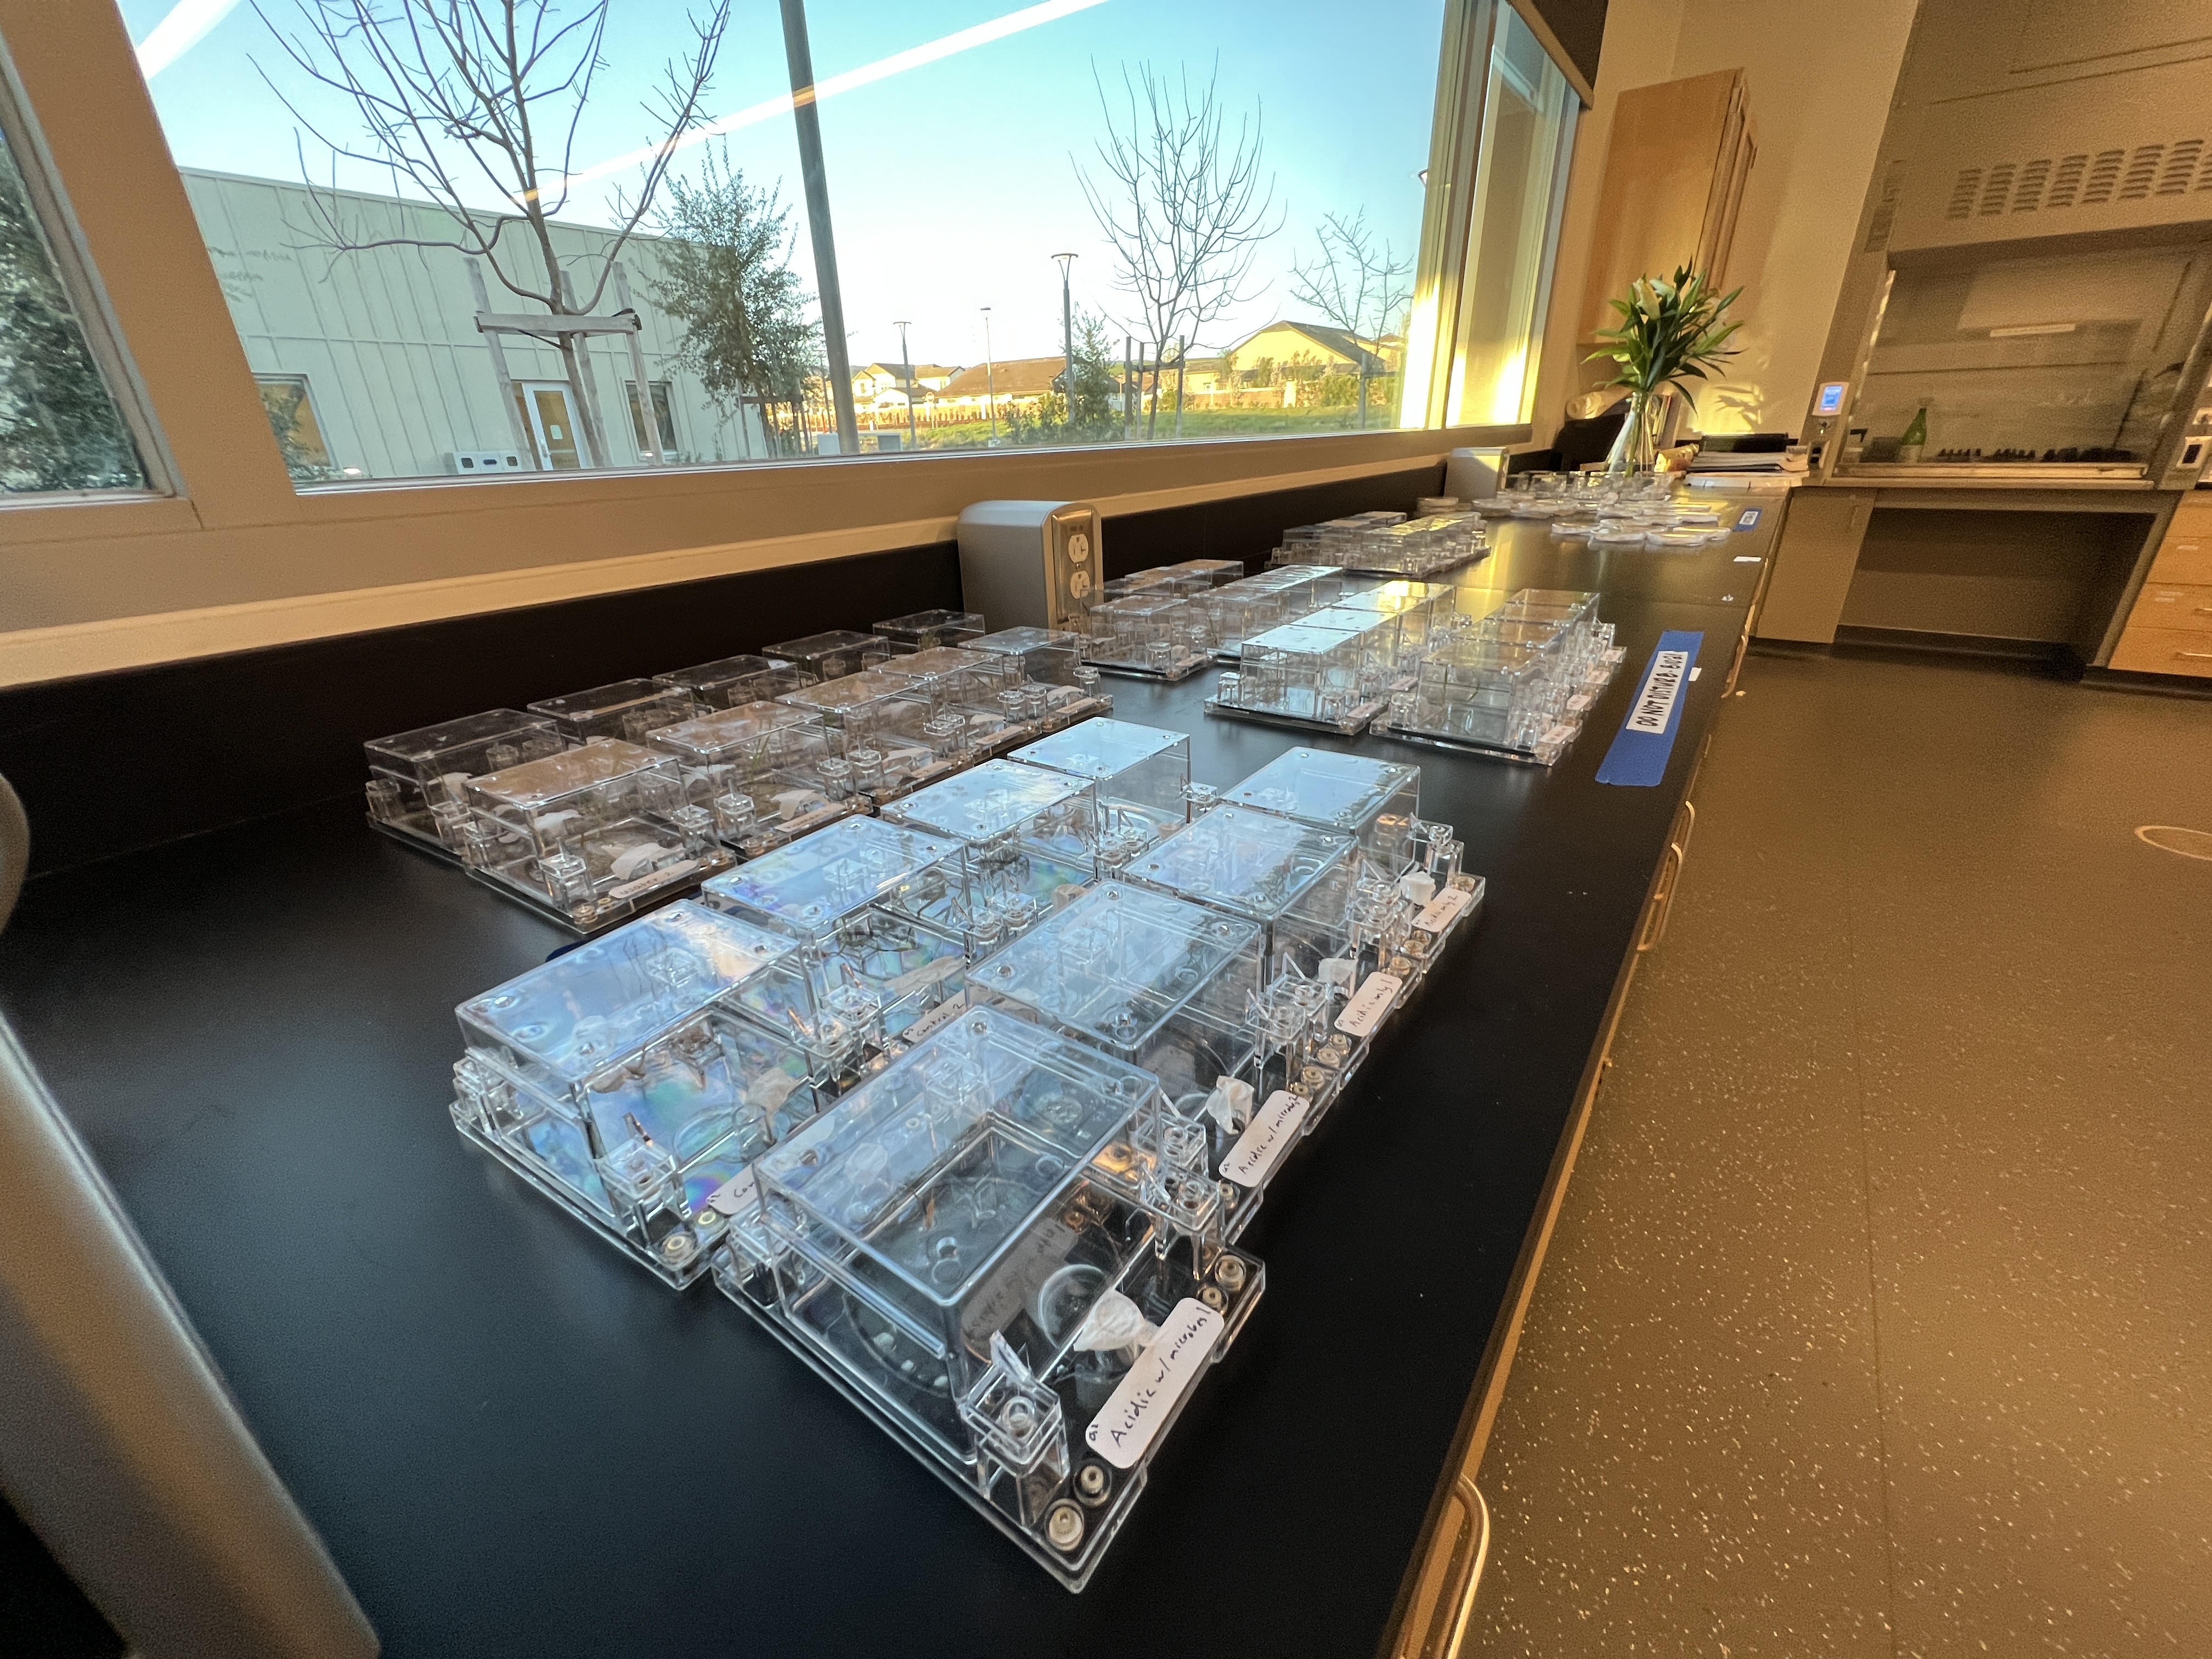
[2126,582,2212,629]
[2151,504,2212,584]
[2110,624,2212,677]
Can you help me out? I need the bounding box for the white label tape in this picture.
[1413,885,1474,933]
[707,1165,759,1219]
[1083,1298,1223,1470]
[1220,1090,1311,1188]
[898,988,970,1045]
[1335,972,1404,1039]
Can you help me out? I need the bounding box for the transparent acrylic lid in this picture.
[459,901,793,1083]
[527,679,692,725]
[646,701,816,763]
[1011,718,1183,777]
[969,626,1084,654]
[365,708,559,770]
[469,737,668,809]
[873,609,984,642]
[758,1005,1148,1307]
[763,629,883,661]
[701,814,964,929]
[969,882,1261,1054]
[1225,747,1420,833]
[656,652,789,693]
[873,646,1011,683]
[881,759,1090,843]
[1128,805,1355,922]
[778,668,927,715]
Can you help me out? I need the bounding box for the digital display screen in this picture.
[1816,381,1849,417]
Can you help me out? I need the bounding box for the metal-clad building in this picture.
[180,169,771,481]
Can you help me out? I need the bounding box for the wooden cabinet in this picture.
[1579,69,1757,343]
[2113,500,2212,676]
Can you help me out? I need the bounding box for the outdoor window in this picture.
[1449,5,1576,426]
[118,0,1574,489]
[1,63,149,496]
[255,374,337,481]
[626,379,680,461]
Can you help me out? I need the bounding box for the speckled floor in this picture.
[1466,652,2212,1659]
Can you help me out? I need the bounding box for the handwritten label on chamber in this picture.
[1084,1299,1223,1469]
[707,1166,759,1218]
[898,988,970,1046]
[1221,1090,1311,1187]
[1335,972,1404,1039]
[1626,650,1691,735]
[1413,885,1474,934]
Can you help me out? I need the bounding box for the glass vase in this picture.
[1603,390,1667,475]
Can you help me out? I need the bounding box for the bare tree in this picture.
[1289,209,1410,430]
[258,0,730,466]
[1076,60,1282,438]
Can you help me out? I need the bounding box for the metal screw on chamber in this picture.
[658,1229,696,1266]
[1075,1461,1113,1508]
[1045,1500,1086,1552]
[1200,1284,1226,1312]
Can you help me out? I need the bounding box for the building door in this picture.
[514,382,584,469]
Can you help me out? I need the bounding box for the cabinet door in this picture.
[1578,70,1744,342]
[1754,490,1874,644]
[2148,501,2212,584]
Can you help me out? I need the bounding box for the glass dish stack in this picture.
[966,882,1272,1228]
[876,759,1101,951]
[699,814,974,1086]
[460,738,732,929]
[364,708,566,861]
[642,701,861,857]
[447,900,825,1286]
[709,1004,1263,1590]
[1381,588,1626,764]
[1011,718,1192,873]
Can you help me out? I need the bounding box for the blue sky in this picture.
[121,0,1446,369]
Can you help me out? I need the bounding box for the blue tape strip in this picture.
[1595,630,1703,787]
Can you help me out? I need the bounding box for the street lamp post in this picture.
[893,319,918,449]
[980,307,998,444]
[1051,252,1076,416]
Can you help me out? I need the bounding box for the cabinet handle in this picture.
[2179,650,2212,661]
[1396,1477,1491,1659]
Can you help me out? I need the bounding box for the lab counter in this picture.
[0,512,1778,1658]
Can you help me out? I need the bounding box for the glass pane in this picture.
[123,0,1485,484]
[256,375,335,480]
[1448,4,1575,426]
[0,100,146,495]
[1841,240,2212,474]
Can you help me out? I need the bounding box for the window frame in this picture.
[0,24,176,503]
[0,0,1578,684]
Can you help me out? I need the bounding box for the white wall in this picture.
[1529,0,1918,440]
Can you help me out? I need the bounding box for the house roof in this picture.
[940,356,1068,398]
[855,362,961,382]
[1225,320,1390,374]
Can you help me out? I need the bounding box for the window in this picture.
[625,379,680,460]
[1449,5,1576,425]
[120,0,1575,488]
[0,61,148,496]
[255,374,337,481]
